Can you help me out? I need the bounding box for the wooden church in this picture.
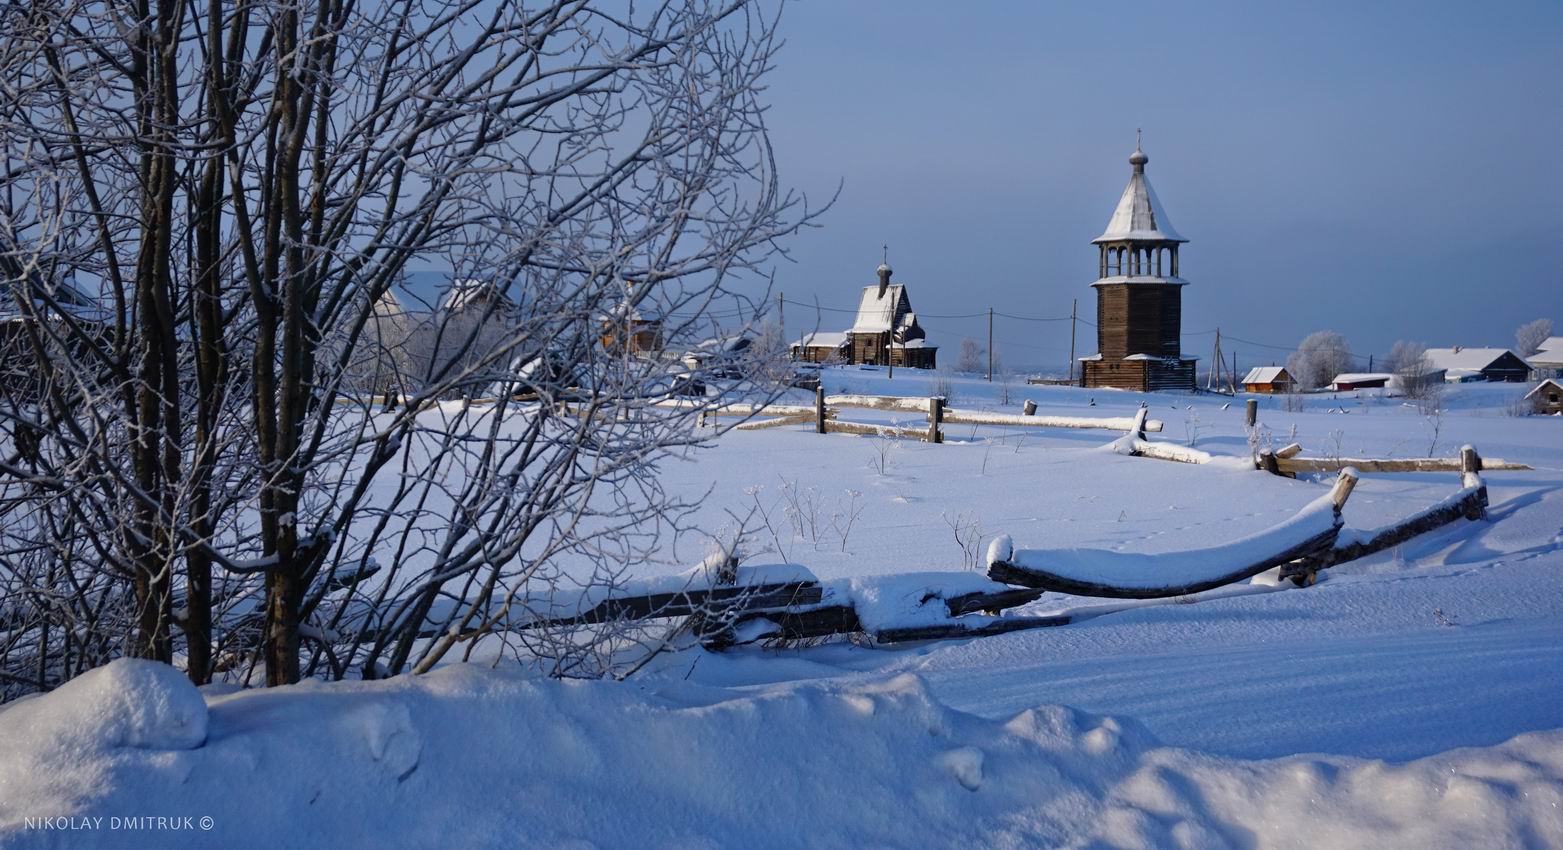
[1079,136,1196,392]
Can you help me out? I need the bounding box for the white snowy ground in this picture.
[2,370,1561,849]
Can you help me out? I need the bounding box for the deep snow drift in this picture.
[3,371,1562,848]
[3,659,1562,850]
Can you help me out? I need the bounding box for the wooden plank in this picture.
[823,420,927,440]
[824,394,933,412]
[1276,456,1530,474]
[942,409,1165,433]
[733,413,814,431]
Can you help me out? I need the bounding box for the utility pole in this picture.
[778,291,784,344]
[1068,298,1077,382]
[987,307,994,382]
[1209,328,1223,390]
[1230,349,1238,394]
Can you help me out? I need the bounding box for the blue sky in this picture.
[759,0,1563,372]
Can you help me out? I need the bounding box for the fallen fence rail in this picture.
[985,469,1358,599]
[1279,446,1490,585]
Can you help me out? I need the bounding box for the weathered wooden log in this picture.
[1129,440,1212,465]
[704,604,862,648]
[1258,449,1282,476]
[1280,487,1487,584]
[823,420,927,440]
[1022,400,1038,416]
[1245,398,1258,427]
[521,581,823,630]
[877,614,1072,643]
[733,413,815,431]
[942,586,1047,617]
[1276,456,1529,474]
[1275,443,1303,459]
[987,527,1341,599]
[824,394,934,412]
[942,409,1165,433]
[814,386,827,434]
[928,396,944,444]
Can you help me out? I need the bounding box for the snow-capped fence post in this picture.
[927,397,944,443]
[1245,398,1258,428]
[1258,449,1281,476]
[815,386,827,434]
[1460,445,1487,520]
[1023,400,1037,416]
[1328,468,1359,514]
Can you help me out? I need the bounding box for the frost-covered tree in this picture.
[0,0,815,692]
[1384,340,1428,376]
[1286,331,1354,391]
[1516,318,1553,357]
[957,338,984,373]
[1385,340,1439,401]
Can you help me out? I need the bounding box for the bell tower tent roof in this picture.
[1092,133,1186,244]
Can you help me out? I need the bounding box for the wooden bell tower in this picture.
[1080,133,1196,392]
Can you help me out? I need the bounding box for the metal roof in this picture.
[1092,141,1186,244]
[1423,347,1528,375]
[1242,366,1290,384]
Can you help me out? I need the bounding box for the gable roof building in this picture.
[788,261,937,370]
[1423,347,1531,382]
[1528,336,1563,377]
[1241,366,1294,394]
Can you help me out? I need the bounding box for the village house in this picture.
[1526,378,1563,414]
[790,261,937,370]
[1080,135,1196,392]
[1330,373,1392,391]
[1422,347,1531,383]
[1241,366,1294,394]
[594,280,665,356]
[789,331,849,364]
[1527,337,1563,379]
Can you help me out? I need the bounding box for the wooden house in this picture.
[1330,373,1392,391]
[1241,366,1294,394]
[1080,136,1196,392]
[842,263,936,369]
[1525,379,1563,414]
[598,298,663,356]
[1423,347,1531,383]
[789,331,849,364]
[1527,336,1563,379]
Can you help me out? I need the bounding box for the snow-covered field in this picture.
[4,369,1562,849]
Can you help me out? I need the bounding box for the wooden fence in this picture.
[658,389,1166,444]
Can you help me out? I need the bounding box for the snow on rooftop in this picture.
[792,331,849,349]
[1242,366,1289,384]
[1331,373,1392,385]
[848,284,906,334]
[1529,337,1563,365]
[1525,378,1563,399]
[1423,347,1527,373]
[1092,146,1185,244]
